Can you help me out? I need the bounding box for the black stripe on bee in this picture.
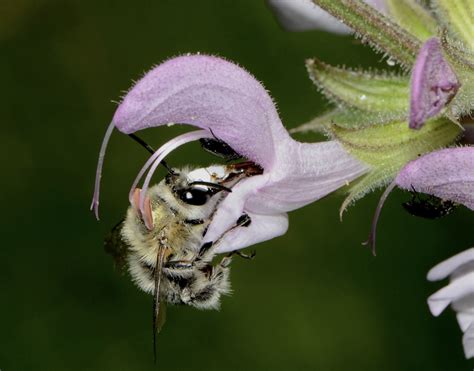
[184,218,205,225]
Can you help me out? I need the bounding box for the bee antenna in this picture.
[128,134,176,175]
[188,181,232,193]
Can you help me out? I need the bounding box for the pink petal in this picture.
[246,140,369,214]
[428,248,474,281]
[213,212,289,254]
[204,141,368,244]
[113,54,287,170]
[409,37,460,129]
[266,0,386,34]
[396,147,474,210]
[91,55,288,218]
[428,271,474,316]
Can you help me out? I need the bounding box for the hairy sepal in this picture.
[291,107,407,133]
[331,117,462,213]
[307,59,410,114]
[440,33,474,119]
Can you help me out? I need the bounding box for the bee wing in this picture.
[153,247,166,363]
[156,299,167,334]
[104,219,129,271]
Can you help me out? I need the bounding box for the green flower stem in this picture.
[312,0,421,67]
[385,0,437,41]
[433,0,474,52]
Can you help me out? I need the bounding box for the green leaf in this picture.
[433,0,474,52]
[311,0,422,67]
[332,117,462,214]
[385,0,437,41]
[307,59,410,113]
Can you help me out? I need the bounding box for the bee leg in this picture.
[197,213,252,262]
[219,256,232,268]
[188,261,231,309]
[198,241,214,258]
[232,250,256,260]
[236,213,251,227]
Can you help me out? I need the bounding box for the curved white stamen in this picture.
[90,121,116,220]
[138,130,212,229]
[128,130,209,203]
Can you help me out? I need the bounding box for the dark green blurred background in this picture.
[1,1,473,370]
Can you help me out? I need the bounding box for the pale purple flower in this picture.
[396,147,474,209]
[409,37,460,129]
[91,54,368,252]
[428,248,474,359]
[266,0,387,34]
[366,147,474,254]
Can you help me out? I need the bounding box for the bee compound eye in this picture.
[179,187,211,206]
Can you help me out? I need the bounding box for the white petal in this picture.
[187,166,228,183]
[214,212,289,254]
[457,312,474,332]
[203,174,271,244]
[463,323,474,359]
[453,293,474,316]
[428,272,474,316]
[427,248,474,281]
[266,0,351,34]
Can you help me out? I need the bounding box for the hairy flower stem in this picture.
[312,0,421,67]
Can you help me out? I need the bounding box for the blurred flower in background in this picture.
[428,248,474,359]
[267,0,474,360]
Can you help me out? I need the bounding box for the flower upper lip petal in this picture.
[396,147,474,210]
[112,54,284,170]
